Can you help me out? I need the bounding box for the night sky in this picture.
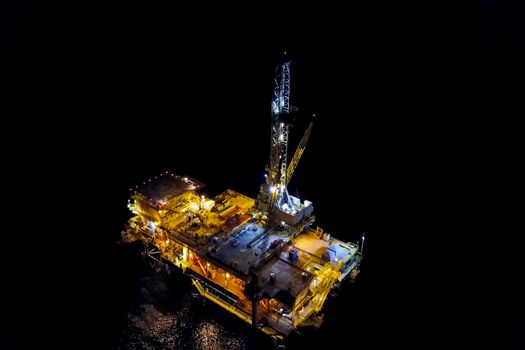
[2,1,524,349]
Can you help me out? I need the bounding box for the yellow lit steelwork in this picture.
[123,176,363,337]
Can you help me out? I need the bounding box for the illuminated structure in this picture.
[121,60,363,343]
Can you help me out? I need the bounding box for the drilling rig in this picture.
[121,58,363,344]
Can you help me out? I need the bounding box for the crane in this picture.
[286,115,315,186]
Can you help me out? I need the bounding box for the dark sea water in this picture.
[7,3,524,348]
[118,273,254,350]
[116,263,272,350]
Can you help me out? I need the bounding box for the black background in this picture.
[2,1,524,349]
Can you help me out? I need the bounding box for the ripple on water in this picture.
[118,274,250,350]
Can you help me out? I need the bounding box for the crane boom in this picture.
[286,117,314,185]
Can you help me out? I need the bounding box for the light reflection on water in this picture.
[193,321,244,350]
[114,258,359,349]
[117,271,260,350]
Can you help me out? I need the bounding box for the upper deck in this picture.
[132,171,204,208]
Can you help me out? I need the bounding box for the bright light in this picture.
[264,174,268,178]
[279,133,284,141]
[166,239,170,244]
[207,262,210,267]
[272,101,279,114]
[226,273,230,278]
[189,252,193,258]
[270,185,277,193]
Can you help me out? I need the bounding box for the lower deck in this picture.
[124,219,361,336]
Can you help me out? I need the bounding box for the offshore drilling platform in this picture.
[121,60,364,344]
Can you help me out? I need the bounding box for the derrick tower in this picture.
[258,59,315,228]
